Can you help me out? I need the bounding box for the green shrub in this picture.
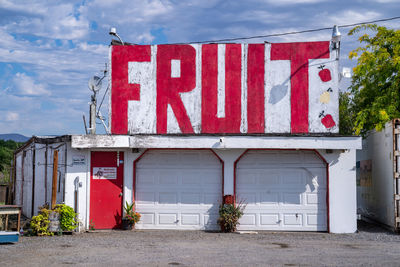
[30,206,53,236]
[54,204,77,231]
[218,200,246,233]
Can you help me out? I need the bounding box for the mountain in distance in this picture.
[0,133,29,142]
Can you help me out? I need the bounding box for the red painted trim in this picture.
[133,148,225,205]
[233,148,330,232]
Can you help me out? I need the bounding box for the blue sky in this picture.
[0,0,399,136]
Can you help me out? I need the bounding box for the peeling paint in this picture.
[111,42,339,135]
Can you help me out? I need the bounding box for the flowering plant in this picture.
[125,212,141,225]
[123,201,141,225]
[218,199,246,233]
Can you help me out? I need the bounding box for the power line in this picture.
[169,15,400,44]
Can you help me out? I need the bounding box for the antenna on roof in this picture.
[86,64,110,135]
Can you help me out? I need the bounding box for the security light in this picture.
[109,27,117,36]
[109,27,124,45]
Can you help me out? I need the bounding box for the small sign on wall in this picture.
[93,167,117,180]
[72,155,86,165]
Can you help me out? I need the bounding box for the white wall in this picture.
[123,149,143,211]
[65,143,90,231]
[212,149,245,196]
[321,149,357,233]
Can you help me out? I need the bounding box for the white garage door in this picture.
[135,150,222,230]
[236,150,327,231]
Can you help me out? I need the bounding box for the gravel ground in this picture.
[1,221,400,267]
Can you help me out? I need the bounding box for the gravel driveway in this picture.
[1,221,400,266]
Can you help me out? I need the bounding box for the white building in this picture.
[14,41,362,233]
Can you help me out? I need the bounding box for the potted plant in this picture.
[122,201,141,230]
[217,199,246,233]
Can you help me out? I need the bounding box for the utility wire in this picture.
[168,15,400,44]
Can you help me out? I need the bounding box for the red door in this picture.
[90,151,124,229]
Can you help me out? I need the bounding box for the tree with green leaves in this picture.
[0,140,22,184]
[345,24,400,136]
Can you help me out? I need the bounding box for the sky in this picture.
[0,0,399,136]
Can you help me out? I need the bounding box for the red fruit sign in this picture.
[321,114,336,129]
[318,68,332,82]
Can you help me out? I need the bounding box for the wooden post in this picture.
[51,150,58,210]
[44,145,48,203]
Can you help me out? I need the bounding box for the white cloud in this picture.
[263,0,328,5]
[5,112,19,121]
[13,73,51,96]
[2,1,89,40]
[318,10,381,27]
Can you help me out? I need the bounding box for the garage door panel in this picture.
[159,174,178,185]
[283,214,303,226]
[159,213,178,225]
[181,214,200,225]
[179,152,201,162]
[240,214,257,225]
[237,150,327,231]
[204,193,220,205]
[237,192,256,204]
[182,174,201,184]
[306,213,327,226]
[202,171,222,184]
[181,192,201,204]
[306,193,321,205]
[282,170,305,185]
[260,192,279,204]
[260,214,280,225]
[237,172,256,185]
[141,213,155,224]
[259,174,280,185]
[136,170,156,184]
[282,193,302,205]
[136,192,155,205]
[159,192,178,204]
